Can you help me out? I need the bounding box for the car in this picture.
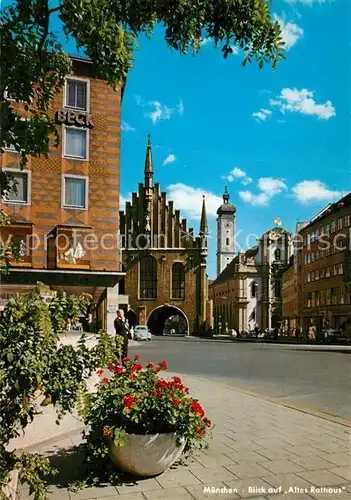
[322,329,349,344]
[134,325,152,341]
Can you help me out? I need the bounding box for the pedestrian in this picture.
[273,326,278,341]
[114,309,129,362]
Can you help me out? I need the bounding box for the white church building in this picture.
[210,188,294,332]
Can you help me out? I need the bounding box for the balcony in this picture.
[0,223,32,267]
[47,226,91,270]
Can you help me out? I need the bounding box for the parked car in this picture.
[134,325,152,341]
[322,329,349,344]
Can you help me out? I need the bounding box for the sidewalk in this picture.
[19,374,351,500]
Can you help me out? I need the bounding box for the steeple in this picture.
[144,134,153,189]
[223,185,230,204]
[199,195,208,236]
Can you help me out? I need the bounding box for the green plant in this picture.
[78,356,212,484]
[0,285,118,499]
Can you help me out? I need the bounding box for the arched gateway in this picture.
[147,305,189,336]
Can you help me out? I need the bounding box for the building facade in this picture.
[297,193,351,333]
[119,137,212,335]
[216,187,236,276]
[0,57,124,332]
[210,217,293,332]
[282,258,299,334]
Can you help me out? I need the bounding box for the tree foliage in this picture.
[0,285,117,499]
[0,0,284,170]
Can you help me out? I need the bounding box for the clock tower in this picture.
[216,186,236,276]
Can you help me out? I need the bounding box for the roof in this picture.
[299,191,351,233]
[216,203,236,215]
[211,246,259,287]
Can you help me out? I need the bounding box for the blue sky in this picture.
[119,0,350,277]
[5,0,350,278]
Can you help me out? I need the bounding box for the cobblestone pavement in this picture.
[19,374,351,500]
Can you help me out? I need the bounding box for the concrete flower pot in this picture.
[109,432,186,476]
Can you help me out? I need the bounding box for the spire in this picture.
[144,134,153,188]
[223,185,230,204]
[200,195,208,235]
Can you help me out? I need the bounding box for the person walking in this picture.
[114,309,129,362]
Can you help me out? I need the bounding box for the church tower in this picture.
[216,186,236,276]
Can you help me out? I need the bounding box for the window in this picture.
[226,237,230,246]
[316,250,320,260]
[304,254,308,265]
[338,217,343,230]
[325,223,330,235]
[320,268,325,279]
[251,282,257,298]
[338,263,343,275]
[315,270,319,280]
[65,79,88,110]
[333,264,338,276]
[345,215,350,228]
[311,253,315,262]
[64,127,88,159]
[307,272,311,283]
[274,248,281,261]
[326,266,330,278]
[172,263,185,299]
[2,170,30,204]
[331,221,336,233]
[307,254,311,264]
[140,256,157,299]
[63,176,88,209]
[315,229,319,240]
[320,226,324,236]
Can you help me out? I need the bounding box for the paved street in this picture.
[20,372,351,500]
[131,338,351,422]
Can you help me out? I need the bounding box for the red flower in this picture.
[116,365,124,374]
[97,369,103,376]
[172,376,182,384]
[108,430,114,437]
[191,401,205,417]
[156,379,167,390]
[149,391,157,397]
[132,363,143,372]
[122,357,130,363]
[173,398,181,407]
[101,377,109,384]
[196,426,205,436]
[134,354,140,361]
[204,417,212,427]
[159,361,167,370]
[123,395,137,409]
[146,362,154,369]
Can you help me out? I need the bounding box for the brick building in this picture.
[0,56,124,332]
[296,192,351,333]
[119,137,212,335]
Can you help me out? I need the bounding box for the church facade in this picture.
[210,189,293,332]
[119,137,212,335]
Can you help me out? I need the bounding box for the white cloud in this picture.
[143,99,184,124]
[225,167,252,186]
[163,154,176,166]
[274,15,304,50]
[121,121,135,132]
[292,180,341,203]
[239,177,287,206]
[258,177,287,197]
[270,88,336,120]
[241,177,253,186]
[285,0,333,5]
[239,191,270,206]
[167,183,222,220]
[252,108,272,123]
[119,193,132,210]
[201,38,211,46]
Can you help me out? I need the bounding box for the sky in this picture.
[5,0,350,278]
[118,0,350,277]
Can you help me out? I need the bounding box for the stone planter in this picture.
[109,432,186,476]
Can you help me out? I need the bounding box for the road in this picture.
[129,338,351,422]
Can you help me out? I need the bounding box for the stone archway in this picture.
[147,305,189,336]
[126,308,137,329]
